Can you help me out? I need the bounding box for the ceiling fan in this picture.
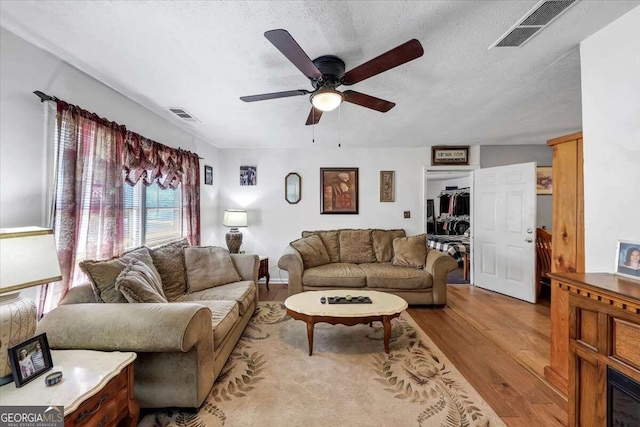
[240,29,424,125]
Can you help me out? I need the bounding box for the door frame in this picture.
[423,165,478,284]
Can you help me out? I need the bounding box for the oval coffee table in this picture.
[284,290,408,356]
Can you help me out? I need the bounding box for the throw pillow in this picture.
[372,229,406,262]
[115,259,168,303]
[339,229,377,264]
[301,230,340,263]
[80,247,161,303]
[291,235,331,269]
[149,238,190,301]
[183,246,242,293]
[392,234,428,268]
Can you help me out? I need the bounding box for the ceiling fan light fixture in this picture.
[311,88,343,112]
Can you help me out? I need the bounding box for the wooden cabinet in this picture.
[545,131,585,395]
[549,273,640,427]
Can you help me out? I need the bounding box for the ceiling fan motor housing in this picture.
[311,55,346,89]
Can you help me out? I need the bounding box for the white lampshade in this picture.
[0,227,62,294]
[223,210,248,228]
[311,89,344,112]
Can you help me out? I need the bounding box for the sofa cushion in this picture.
[184,246,242,292]
[175,281,256,315]
[80,247,161,303]
[339,229,376,264]
[291,235,331,269]
[115,259,168,303]
[372,229,406,262]
[195,300,239,350]
[359,263,432,290]
[302,230,340,263]
[303,263,366,288]
[149,239,190,301]
[392,235,428,268]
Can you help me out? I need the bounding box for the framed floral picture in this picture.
[320,168,358,214]
[536,167,553,195]
[380,171,395,202]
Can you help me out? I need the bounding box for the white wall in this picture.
[580,6,640,272]
[218,147,431,282]
[0,27,221,245]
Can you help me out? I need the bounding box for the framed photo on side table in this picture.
[615,240,640,280]
[8,333,53,387]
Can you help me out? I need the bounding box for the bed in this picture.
[427,235,470,265]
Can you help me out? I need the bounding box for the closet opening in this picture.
[425,170,472,285]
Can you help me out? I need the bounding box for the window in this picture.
[124,182,182,249]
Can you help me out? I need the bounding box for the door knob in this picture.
[527,229,533,234]
[525,238,533,243]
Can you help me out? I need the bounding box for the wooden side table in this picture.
[0,350,139,427]
[259,256,270,290]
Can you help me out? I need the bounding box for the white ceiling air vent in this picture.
[489,0,578,49]
[167,107,200,122]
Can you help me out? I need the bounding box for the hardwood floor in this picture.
[259,283,568,427]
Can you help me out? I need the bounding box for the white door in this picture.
[472,162,537,303]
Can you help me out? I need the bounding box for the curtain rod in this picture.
[34,91,204,160]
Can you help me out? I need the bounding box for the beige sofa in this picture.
[36,240,258,409]
[279,229,457,306]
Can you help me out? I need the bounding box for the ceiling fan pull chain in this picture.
[338,103,341,147]
[312,108,315,143]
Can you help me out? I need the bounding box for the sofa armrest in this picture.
[278,245,304,295]
[425,250,458,305]
[37,303,213,353]
[231,253,260,304]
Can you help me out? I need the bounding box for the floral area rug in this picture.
[140,302,505,427]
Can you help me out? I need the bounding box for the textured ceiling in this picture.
[1,1,638,148]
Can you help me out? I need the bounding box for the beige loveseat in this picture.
[36,240,258,409]
[279,229,457,306]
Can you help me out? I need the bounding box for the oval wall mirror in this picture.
[285,173,301,204]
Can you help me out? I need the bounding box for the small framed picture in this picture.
[9,333,53,387]
[615,241,640,280]
[240,165,257,186]
[320,167,359,214]
[536,166,553,195]
[204,165,213,185]
[380,171,395,202]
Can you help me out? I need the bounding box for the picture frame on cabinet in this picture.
[615,240,640,280]
[9,333,53,387]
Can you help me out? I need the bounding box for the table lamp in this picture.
[222,209,248,253]
[0,227,62,385]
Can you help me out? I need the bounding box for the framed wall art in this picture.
[320,168,358,214]
[431,146,469,166]
[615,240,640,280]
[380,171,395,202]
[536,166,553,195]
[204,165,213,185]
[240,165,257,186]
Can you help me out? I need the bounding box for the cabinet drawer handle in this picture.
[98,415,109,427]
[75,394,109,423]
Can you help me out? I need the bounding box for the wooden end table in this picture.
[0,350,139,427]
[259,256,270,290]
[284,290,408,356]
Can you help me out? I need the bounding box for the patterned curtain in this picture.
[41,103,125,312]
[122,131,201,245]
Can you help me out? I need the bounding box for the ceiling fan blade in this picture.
[264,29,323,80]
[305,106,323,126]
[343,90,395,112]
[240,89,310,102]
[342,39,424,86]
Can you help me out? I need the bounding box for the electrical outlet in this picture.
[404,211,411,218]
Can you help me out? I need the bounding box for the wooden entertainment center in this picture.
[549,272,640,426]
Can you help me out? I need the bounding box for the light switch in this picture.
[404,211,410,218]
